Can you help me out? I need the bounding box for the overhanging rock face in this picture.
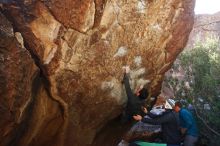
[0,0,195,145]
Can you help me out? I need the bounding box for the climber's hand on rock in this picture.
[122,66,130,74]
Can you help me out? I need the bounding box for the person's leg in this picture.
[184,135,198,146]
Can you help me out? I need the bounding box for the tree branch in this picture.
[192,97,220,137]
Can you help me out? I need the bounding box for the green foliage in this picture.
[179,38,220,96]
[166,37,220,145]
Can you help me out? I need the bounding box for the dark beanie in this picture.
[138,88,149,100]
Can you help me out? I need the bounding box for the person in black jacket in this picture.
[133,99,181,146]
[121,66,149,122]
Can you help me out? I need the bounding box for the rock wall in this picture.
[0,0,195,145]
[0,12,64,146]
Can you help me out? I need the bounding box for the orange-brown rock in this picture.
[0,0,195,145]
[0,11,65,146]
[0,12,36,145]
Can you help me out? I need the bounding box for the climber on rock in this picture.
[121,66,149,123]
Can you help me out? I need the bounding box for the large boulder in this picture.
[0,0,195,145]
[0,11,64,146]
